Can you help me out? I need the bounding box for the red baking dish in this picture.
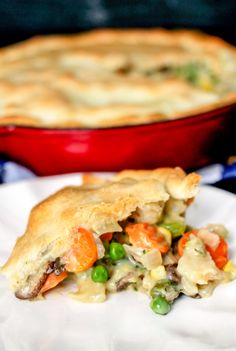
[0,104,235,176]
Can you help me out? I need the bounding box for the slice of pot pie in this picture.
[1,168,236,315]
[0,29,236,128]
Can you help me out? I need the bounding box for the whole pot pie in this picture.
[0,29,236,128]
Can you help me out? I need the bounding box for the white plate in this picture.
[0,174,236,351]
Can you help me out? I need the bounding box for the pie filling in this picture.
[18,217,235,315]
[4,169,235,315]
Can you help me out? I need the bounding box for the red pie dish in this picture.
[0,104,234,176]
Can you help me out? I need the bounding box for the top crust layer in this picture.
[83,167,201,200]
[113,167,201,200]
[0,29,236,128]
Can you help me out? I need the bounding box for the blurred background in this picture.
[1,0,236,46]
[0,0,235,191]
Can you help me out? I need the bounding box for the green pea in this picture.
[109,242,125,261]
[150,296,171,315]
[151,280,179,302]
[150,280,171,298]
[175,63,199,84]
[91,265,109,283]
[160,222,186,238]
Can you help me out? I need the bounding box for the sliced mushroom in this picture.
[165,264,181,284]
[15,272,49,300]
[15,260,62,300]
[116,272,135,291]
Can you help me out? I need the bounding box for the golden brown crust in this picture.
[114,167,201,199]
[0,29,236,128]
[83,167,201,200]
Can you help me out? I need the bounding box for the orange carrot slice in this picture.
[63,228,98,273]
[206,238,228,269]
[41,271,68,294]
[126,223,169,254]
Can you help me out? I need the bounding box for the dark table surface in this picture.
[1,0,236,46]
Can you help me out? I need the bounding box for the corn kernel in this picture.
[157,227,172,246]
[223,260,235,273]
[198,75,214,91]
[150,265,167,281]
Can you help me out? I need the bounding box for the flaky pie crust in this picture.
[0,29,236,128]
